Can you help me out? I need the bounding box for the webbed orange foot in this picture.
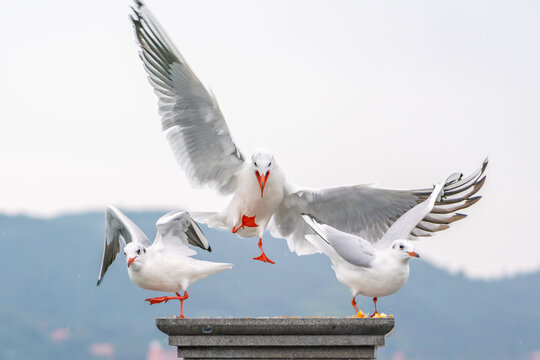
[232,215,258,233]
[252,238,275,264]
[355,310,367,318]
[145,296,173,305]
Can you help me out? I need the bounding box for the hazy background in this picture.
[1,212,539,360]
[1,0,539,279]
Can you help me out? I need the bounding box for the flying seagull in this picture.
[129,1,487,264]
[97,205,233,318]
[302,182,445,317]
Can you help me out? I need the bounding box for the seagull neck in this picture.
[379,249,411,265]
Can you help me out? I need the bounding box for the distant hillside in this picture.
[0,212,538,360]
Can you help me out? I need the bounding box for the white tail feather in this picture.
[190,212,226,229]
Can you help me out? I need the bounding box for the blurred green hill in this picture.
[0,212,538,360]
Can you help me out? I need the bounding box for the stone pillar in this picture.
[156,317,395,360]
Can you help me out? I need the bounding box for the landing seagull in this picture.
[97,206,233,318]
[302,182,445,317]
[130,1,487,264]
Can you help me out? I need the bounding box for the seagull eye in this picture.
[399,244,404,250]
[254,162,258,167]
[137,249,141,254]
[268,162,271,166]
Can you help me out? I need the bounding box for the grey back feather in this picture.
[154,210,211,252]
[302,213,375,268]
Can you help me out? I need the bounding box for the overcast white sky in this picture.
[1,0,539,279]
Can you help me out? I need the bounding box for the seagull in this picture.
[302,182,445,317]
[96,205,233,318]
[129,1,487,264]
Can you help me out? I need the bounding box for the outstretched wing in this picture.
[153,210,211,256]
[97,206,151,286]
[269,158,487,255]
[375,182,444,250]
[302,213,375,267]
[130,1,245,194]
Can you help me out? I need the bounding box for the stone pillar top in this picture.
[157,317,395,336]
[156,317,395,359]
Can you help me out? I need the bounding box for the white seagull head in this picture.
[123,242,147,270]
[251,148,274,198]
[390,240,420,262]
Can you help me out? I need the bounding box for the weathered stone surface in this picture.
[156,317,395,360]
[157,317,394,336]
[169,335,385,346]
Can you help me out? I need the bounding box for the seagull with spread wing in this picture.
[97,206,233,318]
[302,182,444,317]
[130,1,487,264]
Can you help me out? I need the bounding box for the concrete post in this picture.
[156,317,395,360]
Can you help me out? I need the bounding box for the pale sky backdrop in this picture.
[1,0,539,279]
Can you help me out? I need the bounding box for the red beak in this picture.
[127,257,137,267]
[407,251,420,258]
[255,170,270,198]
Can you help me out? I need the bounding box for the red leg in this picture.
[352,296,359,313]
[177,291,189,319]
[252,238,275,264]
[232,215,258,233]
[145,291,189,318]
[369,297,379,318]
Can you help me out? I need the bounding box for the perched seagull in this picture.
[130,1,487,264]
[97,206,233,318]
[302,182,446,317]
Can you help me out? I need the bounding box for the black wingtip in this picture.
[129,1,143,22]
[302,212,324,225]
[207,245,212,253]
[301,212,314,221]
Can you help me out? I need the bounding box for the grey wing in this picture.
[154,210,211,255]
[302,214,375,267]
[269,158,487,255]
[376,182,444,250]
[97,206,151,286]
[130,2,245,194]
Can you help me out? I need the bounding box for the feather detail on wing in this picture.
[376,182,444,250]
[302,213,375,267]
[130,1,245,194]
[154,210,211,255]
[97,205,151,286]
[269,158,487,255]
